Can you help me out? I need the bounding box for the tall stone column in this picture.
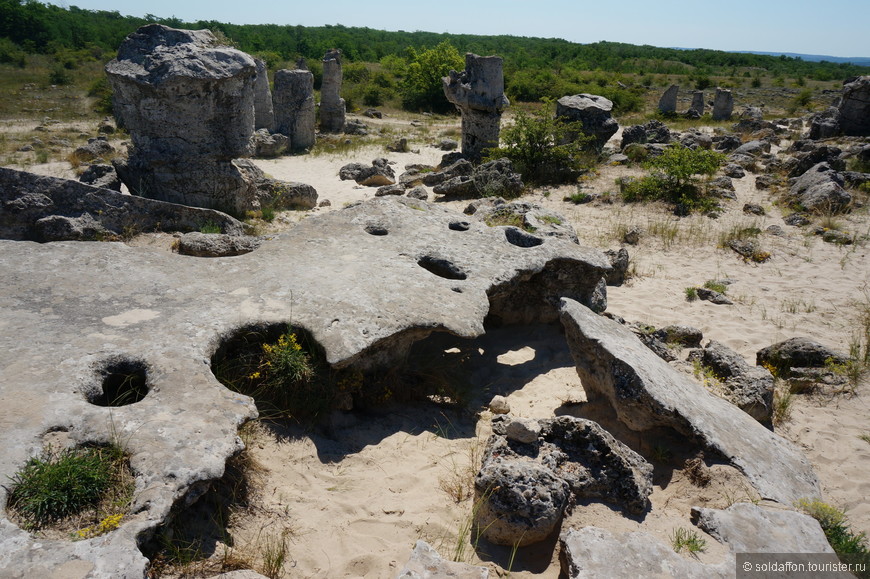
[688,90,705,117]
[442,53,509,162]
[320,49,346,133]
[106,24,260,213]
[658,85,679,114]
[712,88,734,121]
[253,58,275,132]
[274,69,316,151]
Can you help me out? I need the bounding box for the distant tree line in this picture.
[2,0,868,112]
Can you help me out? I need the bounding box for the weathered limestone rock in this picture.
[253,58,274,131]
[106,24,260,214]
[809,107,842,139]
[339,158,396,187]
[556,94,619,150]
[0,167,245,241]
[250,129,288,158]
[560,503,832,579]
[620,119,671,149]
[0,197,610,577]
[558,298,820,505]
[397,541,489,578]
[688,90,705,117]
[273,69,316,151]
[443,53,509,161]
[464,198,577,243]
[757,337,847,373]
[839,75,870,136]
[712,88,734,121]
[320,49,346,133]
[78,163,121,191]
[475,415,653,546]
[690,341,774,423]
[72,136,115,162]
[788,162,852,213]
[658,84,679,114]
[175,232,262,257]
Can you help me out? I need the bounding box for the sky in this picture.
[47,0,870,58]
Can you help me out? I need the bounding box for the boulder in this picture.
[436,138,459,151]
[106,24,260,213]
[788,162,852,213]
[475,415,653,546]
[742,203,765,215]
[785,143,845,177]
[839,75,870,136]
[723,163,745,178]
[711,88,734,121]
[688,90,705,117]
[0,167,245,241]
[696,288,733,305]
[362,108,382,119]
[339,158,395,187]
[732,140,770,157]
[464,198,577,243]
[175,232,262,257]
[72,136,115,162]
[652,325,703,348]
[603,248,629,286]
[560,503,833,579]
[375,184,405,197]
[397,541,489,579]
[78,163,122,191]
[443,53,509,161]
[808,107,842,139]
[320,49,346,133]
[273,68,316,151]
[344,119,369,136]
[691,341,774,423]
[658,84,679,114]
[620,120,671,149]
[558,298,820,505]
[471,157,523,198]
[405,186,428,201]
[756,337,847,374]
[556,94,619,150]
[252,58,274,131]
[250,129,288,158]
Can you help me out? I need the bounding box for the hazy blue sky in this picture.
[47,0,870,58]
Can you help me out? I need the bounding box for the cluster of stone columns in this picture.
[657,84,733,120]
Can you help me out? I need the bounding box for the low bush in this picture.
[797,499,869,556]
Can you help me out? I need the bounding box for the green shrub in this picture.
[484,103,595,185]
[401,41,464,112]
[685,287,698,301]
[703,280,728,294]
[87,77,113,114]
[620,145,725,213]
[49,65,72,85]
[7,445,126,529]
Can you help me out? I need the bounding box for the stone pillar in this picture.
[839,76,870,136]
[274,69,316,151]
[253,58,275,131]
[106,24,261,213]
[688,90,705,117]
[442,53,509,162]
[712,88,734,121]
[320,49,346,133]
[658,85,679,114]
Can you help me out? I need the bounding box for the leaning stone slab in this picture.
[0,167,245,241]
[558,298,820,505]
[397,540,489,578]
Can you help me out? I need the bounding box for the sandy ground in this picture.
[8,117,869,577]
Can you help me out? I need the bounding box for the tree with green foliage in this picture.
[621,145,725,212]
[400,40,464,112]
[484,102,595,185]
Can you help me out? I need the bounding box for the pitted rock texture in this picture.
[273,68,316,151]
[558,298,820,505]
[443,53,509,161]
[0,167,246,241]
[475,415,653,546]
[106,24,261,213]
[0,197,610,577]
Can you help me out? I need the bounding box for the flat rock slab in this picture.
[397,540,489,578]
[558,298,820,506]
[0,197,609,577]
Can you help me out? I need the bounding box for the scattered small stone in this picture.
[697,288,733,305]
[405,186,428,201]
[742,203,765,215]
[784,213,811,226]
[622,226,642,245]
[488,395,510,415]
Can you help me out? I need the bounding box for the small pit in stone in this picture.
[417,255,468,280]
[364,224,389,236]
[504,227,544,248]
[87,358,150,407]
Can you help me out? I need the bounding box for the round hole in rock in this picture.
[417,255,468,280]
[448,220,470,231]
[365,224,389,236]
[88,358,149,407]
[504,227,544,248]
